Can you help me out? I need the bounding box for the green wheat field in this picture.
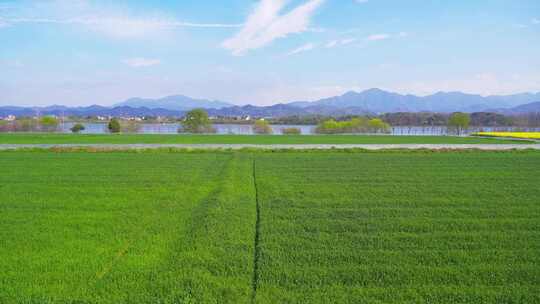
[1,150,539,303]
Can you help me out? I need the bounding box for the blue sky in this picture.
[1,0,539,106]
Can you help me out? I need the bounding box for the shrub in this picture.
[281,127,301,135]
[70,123,85,133]
[108,118,121,133]
[253,119,273,134]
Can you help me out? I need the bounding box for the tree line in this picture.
[271,112,540,128]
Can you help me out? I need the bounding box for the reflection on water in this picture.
[59,122,539,135]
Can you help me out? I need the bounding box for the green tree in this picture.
[40,116,59,132]
[253,119,273,134]
[448,112,470,135]
[70,123,85,133]
[316,119,340,134]
[368,118,391,133]
[180,109,215,133]
[108,118,121,133]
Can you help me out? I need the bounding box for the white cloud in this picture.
[287,43,315,56]
[366,33,390,41]
[533,18,540,25]
[222,0,325,56]
[123,58,161,68]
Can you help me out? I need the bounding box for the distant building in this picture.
[4,115,16,121]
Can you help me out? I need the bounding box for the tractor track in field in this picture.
[251,159,262,304]
[1,143,540,150]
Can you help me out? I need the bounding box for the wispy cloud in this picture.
[366,33,390,41]
[0,1,241,38]
[533,18,540,25]
[325,40,338,48]
[222,0,325,56]
[289,37,356,55]
[340,38,356,45]
[287,43,315,56]
[123,58,161,68]
[325,38,356,48]
[6,17,241,29]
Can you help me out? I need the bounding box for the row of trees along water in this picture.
[2,109,539,134]
[271,112,540,127]
[0,116,141,133]
[178,110,470,135]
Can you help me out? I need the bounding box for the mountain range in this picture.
[114,95,232,111]
[287,89,540,113]
[1,89,539,118]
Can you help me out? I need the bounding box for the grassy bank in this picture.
[1,150,539,303]
[0,133,531,144]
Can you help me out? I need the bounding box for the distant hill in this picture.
[286,89,540,113]
[114,95,232,111]
[0,105,182,118]
[488,101,540,114]
[510,101,540,113]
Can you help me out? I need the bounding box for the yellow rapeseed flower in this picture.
[474,132,540,139]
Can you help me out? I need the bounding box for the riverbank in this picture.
[0,133,530,145]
